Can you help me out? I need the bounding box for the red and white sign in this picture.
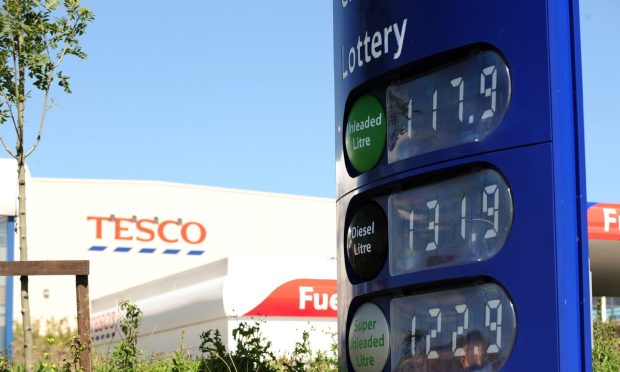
[244,279,337,318]
[90,310,117,341]
[588,203,620,241]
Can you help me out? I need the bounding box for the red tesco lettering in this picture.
[87,216,207,245]
[90,311,116,333]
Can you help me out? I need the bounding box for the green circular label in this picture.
[345,95,386,173]
[348,302,390,372]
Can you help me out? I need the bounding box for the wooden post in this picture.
[0,261,91,371]
[76,275,90,371]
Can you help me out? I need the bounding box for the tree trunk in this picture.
[16,39,33,370]
[18,162,32,372]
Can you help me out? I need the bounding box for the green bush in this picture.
[104,300,143,372]
[199,322,278,371]
[9,301,339,371]
[593,320,620,372]
[199,322,338,372]
[12,318,79,371]
[278,329,338,372]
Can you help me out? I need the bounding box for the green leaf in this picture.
[45,0,61,10]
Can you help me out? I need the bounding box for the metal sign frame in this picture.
[334,0,592,370]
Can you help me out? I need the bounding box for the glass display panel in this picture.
[390,283,516,371]
[387,50,511,162]
[389,169,512,275]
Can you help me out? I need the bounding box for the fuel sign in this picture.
[334,1,592,371]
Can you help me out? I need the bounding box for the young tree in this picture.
[0,1,93,370]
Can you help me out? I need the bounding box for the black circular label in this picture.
[346,202,388,281]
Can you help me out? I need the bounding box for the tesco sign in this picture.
[91,311,116,333]
[87,215,207,245]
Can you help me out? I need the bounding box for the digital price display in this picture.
[390,283,516,370]
[388,169,512,275]
[335,1,592,371]
[387,51,511,162]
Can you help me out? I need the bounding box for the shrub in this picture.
[107,300,142,372]
[199,321,278,371]
[593,320,620,372]
[12,318,77,370]
[10,302,339,371]
[278,329,338,372]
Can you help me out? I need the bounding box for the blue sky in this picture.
[0,1,618,202]
[13,1,336,197]
[580,0,620,202]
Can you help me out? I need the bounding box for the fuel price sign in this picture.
[388,169,512,275]
[390,283,516,369]
[335,1,592,371]
[387,50,510,163]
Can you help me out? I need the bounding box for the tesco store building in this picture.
[1,158,620,355]
[0,159,337,355]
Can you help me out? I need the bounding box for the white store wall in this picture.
[17,177,336,328]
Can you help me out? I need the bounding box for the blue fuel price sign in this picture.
[335,1,592,371]
[388,169,513,276]
[387,50,511,163]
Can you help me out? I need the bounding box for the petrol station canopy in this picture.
[588,203,620,296]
